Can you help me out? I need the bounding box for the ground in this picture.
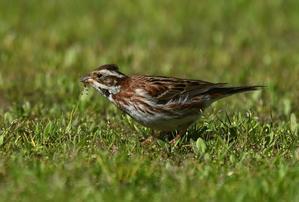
[0,0,299,201]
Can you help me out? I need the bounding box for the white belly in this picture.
[121,104,201,131]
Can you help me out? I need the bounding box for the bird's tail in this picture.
[207,85,263,101]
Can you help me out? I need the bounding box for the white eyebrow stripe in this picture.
[99,69,124,78]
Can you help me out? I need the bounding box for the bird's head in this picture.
[80,64,127,98]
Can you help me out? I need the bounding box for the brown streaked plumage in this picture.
[81,64,262,144]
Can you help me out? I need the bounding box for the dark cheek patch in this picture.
[103,76,119,86]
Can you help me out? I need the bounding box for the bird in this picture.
[81,64,262,145]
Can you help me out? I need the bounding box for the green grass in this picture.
[1,0,299,201]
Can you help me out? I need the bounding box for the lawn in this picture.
[0,0,299,201]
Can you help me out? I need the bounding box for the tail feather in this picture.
[207,85,263,100]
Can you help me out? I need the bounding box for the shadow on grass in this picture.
[158,121,240,146]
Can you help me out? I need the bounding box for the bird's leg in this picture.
[169,128,188,145]
[140,136,155,145]
[140,129,160,145]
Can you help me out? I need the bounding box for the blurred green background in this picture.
[1,0,299,110]
[0,0,299,201]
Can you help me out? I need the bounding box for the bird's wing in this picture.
[133,76,226,105]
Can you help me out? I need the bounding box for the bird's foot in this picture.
[169,134,182,146]
[140,136,156,145]
[169,129,187,146]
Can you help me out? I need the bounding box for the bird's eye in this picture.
[96,74,102,79]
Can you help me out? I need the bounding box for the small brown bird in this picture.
[81,64,261,144]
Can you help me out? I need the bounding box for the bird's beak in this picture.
[80,75,93,84]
